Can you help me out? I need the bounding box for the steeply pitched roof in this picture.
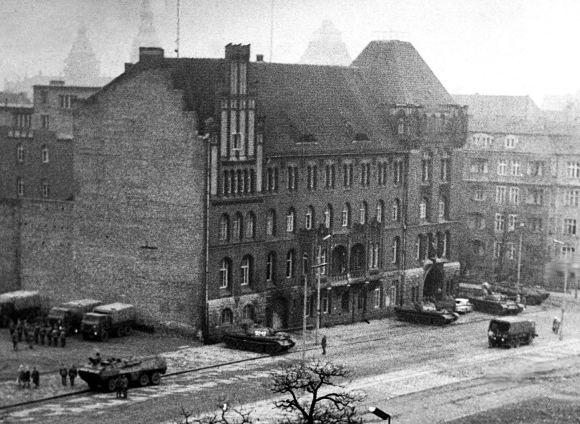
[453,94,541,121]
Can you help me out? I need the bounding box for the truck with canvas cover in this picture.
[81,303,136,341]
[488,317,537,348]
[78,354,167,392]
[0,291,42,327]
[48,299,103,335]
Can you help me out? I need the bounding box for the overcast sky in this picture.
[1,0,578,105]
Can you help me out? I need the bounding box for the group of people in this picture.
[9,319,68,351]
[115,374,129,399]
[59,364,78,386]
[16,365,40,389]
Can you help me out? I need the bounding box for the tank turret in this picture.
[222,325,295,354]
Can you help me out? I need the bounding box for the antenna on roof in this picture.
[269,0,274,62]
[175,0,180,58]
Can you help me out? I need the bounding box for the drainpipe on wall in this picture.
[201,131,211,343]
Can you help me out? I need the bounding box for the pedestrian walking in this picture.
[68,365,77,386]
[321,335,327,355]
[31,367,40,388]
[9,320,16,338]
[17,365,24,388]
[121,375,129,399]
[52,327,59,347]
[39,325,46,345]
[12,331,18,351]
[115,376,123,398]
[59,365,68,386]
[34,323,40,344]
[27,331,34,350]
[23,366,31,388]
[16,319,23,342]
[59,329,66,348]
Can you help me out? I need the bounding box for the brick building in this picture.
[455,94,580,291]
[71,41,467,339]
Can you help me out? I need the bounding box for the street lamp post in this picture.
[302,273,308,364]
[516,223,524,303]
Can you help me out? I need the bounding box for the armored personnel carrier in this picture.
[78,354,167,392]
[469,294,522,315]
[394,305,459,326]
[222,325,295,354]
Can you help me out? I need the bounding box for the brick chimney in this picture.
[138,47,164,66]
[256,54,264,62]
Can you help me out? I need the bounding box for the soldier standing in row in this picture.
[12,331,18,351]
[31,367,40,388]
[60,329,67,348]
[33,323,40,344]
[17,365,24,388]
[115,376,123,398]
[23,321,30,342]
[27,331,34,350]
[39,325,46,345]
[9,320,16,338]
[23,366,31,388]
[69,365,77,386]
[52,327,59,347]
[16,319,23,342]
[121,375,129,399]
[59,365,67,386]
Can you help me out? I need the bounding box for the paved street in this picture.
[1,293,579,423]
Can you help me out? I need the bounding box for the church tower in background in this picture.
[63,25,100,84]
[299,20,352,66]
[130,0,161,63]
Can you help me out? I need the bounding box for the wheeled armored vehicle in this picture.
[222,325,296,354]
[78,354,167,392]
[488,317,537,348]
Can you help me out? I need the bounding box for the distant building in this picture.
[130,0,161,63]
[0,91,31,106]
[455,94,580,291]
[299,20,352,66]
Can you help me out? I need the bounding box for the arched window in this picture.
[324,204,333,229]
[41,178,49,198]
[241,255,253,286]
[286,249,295,278]
[398,116,405,135]
[245,212,255,239]
[286,208,295,233]
[342,203,350,227]
[242,304,255,321]
[392,237,400,264]
[266,209,276,236]
[16,144,24,163]
[305,206,314,230]
[376,200,384,223]
[359,201,367,225]
[392,199,400,222]
[221,308,233,324]
[219,214,230,241]
[266,251,276,281]
[416,235,422,260]
[219,258,232,288]
[41,145,49,163]
[233,213,243,240]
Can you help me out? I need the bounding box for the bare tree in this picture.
[175,396,255,424]
[269,359,367,424]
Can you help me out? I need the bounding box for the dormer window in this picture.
[504,135,517,149]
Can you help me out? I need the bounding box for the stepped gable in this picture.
[299,20,352,67]
[351,40,454,106]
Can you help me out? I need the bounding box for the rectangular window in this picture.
[495,213,505,232]
[507,243,516,260]
[287,166,298,191]
[526,188,543,205]
[509,187,520,204]
[564,189,580,207]
[505,136,516,149]
[564,219,577,235]
[322,293,330,314]
[59,94,76,109]
[232,133,242,150]
[360,163,370,187]
[508,214,518,231]
[343,163,353,187]
[470,159,489,174]
[421,158,431,183]
[528,161,544,176]
[497,160,508,175]
[494,242,502,258]
[393,160,403,184]
[562,247,576,258]
[391,284,397,307]
[495,186,506,204]
[529,217,543,232]
[374,288,381,308]
[17,177,24,197]
[440,157,450,181]
[41,114,50,129]
[567,162,580,178]
[474,189,485,201]
[220,263,229,288]
[14,113,31,128]
[510,160,521,176]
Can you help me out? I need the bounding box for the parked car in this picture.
[454,298,473,314]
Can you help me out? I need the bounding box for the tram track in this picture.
[0,308,540,412]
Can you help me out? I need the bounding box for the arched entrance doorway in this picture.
[266,296,289,329]
[423,261,444,301]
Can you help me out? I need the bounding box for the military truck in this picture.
[0,290,42,327]
[48,299,103,335]
[81,303,136,341]
[222,325,296,354]
[488,317,537,348]
[78,354,167,391]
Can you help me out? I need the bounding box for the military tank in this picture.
[222,325,296,354]
[78,354,167,392]
[468,294,523,315]
[394,304,459,326]
[490,284,549,306]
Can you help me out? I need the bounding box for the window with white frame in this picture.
[562,247,576,258]
[374,288,381,308]
[307,165,318,190]
[567,162,580,178]
[245,212,255,239]
[373,244,379,268]
[470,159,489,174]
[504,135,517,148]
[321,292,330,314]
[241,256,252,286]
[286,209,295,233]
[509,187,520,204]
[564,218,577,235]
[220,215,230,241]
[474,188,485,201]
[319,249,328,275]
[393,160,403,184]
[41,145,49,163]
[392,199,400,221]
[438,196,446,219]
[266,209,276,236]
[494,242,502,258]
[41,179,49,198]
[497,160,508,175]
[376,201,384,223]
[286,250,295,278]
[378,161,388,185]
[17,144,24,163]
[496,186,506,203]
[305,206,314,230]
[421,154,432,183]
[266,252,275,281]
[495,213,505,232]
[564,189,580,207]
[324,205,332,228]
[17,177,24,197]
[41,114,50,129]
[287,166,298,191]
[359,202,367,225]
[360,163,370,187]
[233,213,242,240]
[507,242,516,260]
[232,132,242,151]
[342,203,350,227]
[526,188,543,205]
[392,237,400,263]
[508,214,518,231]
[419,198,428,220]
[220,258,231,288]
[510,160,521,176]
[343,163,353,187]
[440,154,450,182]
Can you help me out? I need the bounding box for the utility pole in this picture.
[302,274,307,364]
[313,233,331,345]
[516,223,524,303]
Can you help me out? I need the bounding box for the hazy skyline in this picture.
[1,0,579,105]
